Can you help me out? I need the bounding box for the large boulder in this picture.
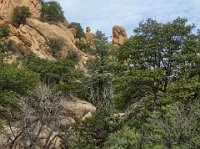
[0,0,41,22]
[60,98,96,119]
[112,25,127,46]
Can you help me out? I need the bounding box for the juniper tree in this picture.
[86,31,113,111]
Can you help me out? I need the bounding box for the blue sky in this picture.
[47,0,200,37]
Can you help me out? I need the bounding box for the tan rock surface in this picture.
[0,0,41,22]
[26,18,77,55]
[85,27,96,43]
[60,98,96,119]
[69,28,77,38]
[112,25,127,46]
[80,27,96,44]
[8,23,53,59]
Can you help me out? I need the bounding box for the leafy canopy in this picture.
[68,22,84,38]
[12,6,31,27]
[41,1,65,23]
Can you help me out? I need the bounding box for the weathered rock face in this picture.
[69,28,77,38]
[60,98,96,119]
[112,25,127,46]
[0,0,41,22]
[8,22,54,59]
[26,18,77,55]
[7,18,89,69]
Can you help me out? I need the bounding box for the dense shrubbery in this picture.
[0,27,9,38]
[61,112,121,149]
[12,6,31,27]
[41,1,65,23]
[0,50,38,122]
[67,49,81,62]
[47,38,64,57]
[1,16,200,149]
[21,53,86,98]
[68,22,85,38]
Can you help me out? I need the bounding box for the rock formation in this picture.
[112,25,127,46]
[81,27,96,44]
[0,0,41,22]
[0,0,91,69]
[60,98,96,119]
[69,28,77,38]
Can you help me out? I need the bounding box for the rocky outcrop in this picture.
[112,25,127,46]
[0,0,41,22]
[81,27,96,44]
[60,98,96,119]
[5,18,90,69]
[8,22,53,59]
[26,18,77,54]
[85,27,96,42]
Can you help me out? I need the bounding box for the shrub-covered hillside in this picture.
[0,0,200,149]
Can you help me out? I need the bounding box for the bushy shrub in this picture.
[0,52,39,120]
[67,49,80,62]
[41,1,65,23]
[61,112,119,148]
[21,53,86,97]
[47,38,64,57]
[12,6,31,27]
[0,27,9,38]
[104,126,141,149]
[68,22,84,38]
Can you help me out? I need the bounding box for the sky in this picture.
[46,0,200,38]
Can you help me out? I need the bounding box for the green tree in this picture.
[0,27,9,38]
[22,53,86,98]
[41,1,65,23]
[0,52,38,121]
[47,38,64,57]
[104,126,141,149]
[61,112,120,149]
[115,17,196,109]
[12,6,31,27]
[113,17,200,149]
[86,30,113,111]
[68,22,84,38]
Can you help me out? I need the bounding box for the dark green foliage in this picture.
[41,1,65,23]
[47,38,64,57]
[67,49,81,62]
[22,53,86,98]
[86,31,114,111]
[104,126,141,149]
[87,31,111,74]
[111,17,200,149]
[12,6,31,27]
[68,22,84,38]
[0,27,9,38]
[115,17,197,110]
[0,52,38,120]
[75,41,90,51]
[1,16,200,149]
[22,53,75,83]
[0,40,16,53]
[62,112,120,149]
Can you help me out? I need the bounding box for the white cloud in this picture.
[46,0,200,37]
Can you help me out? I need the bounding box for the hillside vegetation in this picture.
[0,1,200,149]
